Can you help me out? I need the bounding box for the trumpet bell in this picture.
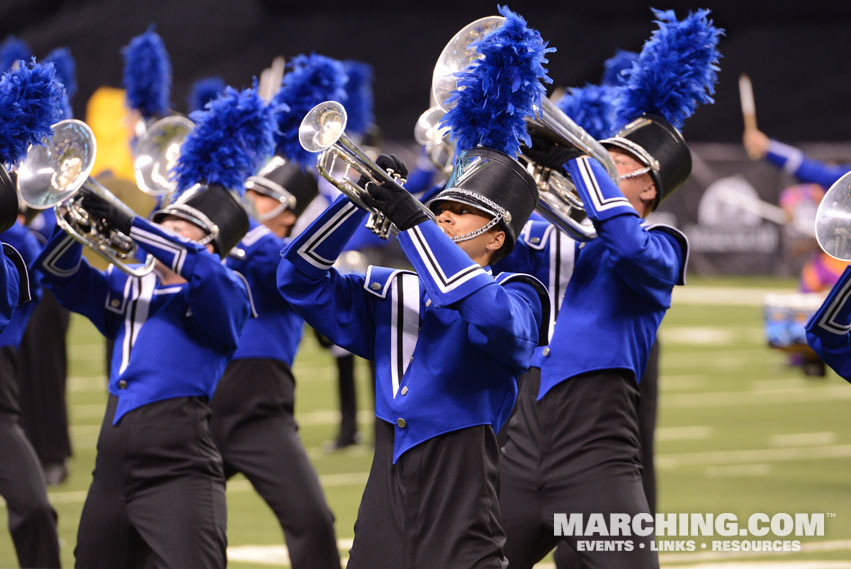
[17,119,96,209]
[432,15,504,112]
[815,171,851,261]
[414,106,453,175]
[299,101,347,153]
[134,115,193,196]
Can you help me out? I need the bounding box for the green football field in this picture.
[2,275,850,568]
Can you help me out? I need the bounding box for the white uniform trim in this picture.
[817,277,851,335]
[241,224,272,247]
[576,157,631,212]
[407,225,485,294]
[769,140,804,175]
[296,201,359,270]
[118,273,156,376]
[389,273,420,398]
[130,226,188,274]
[41,234,81,277]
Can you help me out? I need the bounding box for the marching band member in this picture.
[0,58,65,569]
[495,10,721,568]
[805,266,851,382]
[208,53,344,569]
[277,8,550,567]
[32,86,270,569]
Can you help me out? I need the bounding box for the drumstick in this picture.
[739,74,757,130]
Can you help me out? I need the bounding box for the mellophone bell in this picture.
[17,119,156,276]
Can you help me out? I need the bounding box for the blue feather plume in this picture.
[601,50,637,87]
[555,84,619,140]
[270,53,347,166]
[342,61,373,137]
[173,85,280,194]
[441,5,554,158]
[122,26,171,119]
[614,8,722,130]
[0,37,31,72]
[0,59,66,166]
[187,76,226,112]
[44,47,76,119]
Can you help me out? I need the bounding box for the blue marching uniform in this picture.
[765,139,851,188]
[34,216,251,569]
[277,195,547,569]
[211,219,341,569]
[806,266,851,381]
[0,223,60,569]
[496,156,688,569]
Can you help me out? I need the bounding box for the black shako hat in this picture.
[152,183,249,257]
[602,114,692,209]
[243,156,318,219]
[0,166,19,233]
[427,147,539,262]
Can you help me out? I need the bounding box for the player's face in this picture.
[434,201,505,266]
[158,215,208,243]
[245,190,296,238]
[610,149,657,216]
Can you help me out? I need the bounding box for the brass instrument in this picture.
[299,100,436,239]
[133,115,194,197]
[431,15,622,241]
[17,119,155,276]
[414,106,454,176]
[814,171,851,261]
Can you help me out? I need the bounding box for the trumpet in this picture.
[815,171,851,261]
[431,15,621,242]
[133,115,194,197]
[300,100,436,239]
[17,119,155,276]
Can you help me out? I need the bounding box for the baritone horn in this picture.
[432,15,621,241]
[133,115,193,197]
[814,171,851,261]
[300,100,436,239]
[17,119,155,276]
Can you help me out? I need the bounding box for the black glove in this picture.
[357,154,408,188]
[80,188,134,235]
[521,134,585,172]
[359,155,427,231]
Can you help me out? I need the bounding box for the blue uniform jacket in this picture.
[33,216,251,423]
[0,242,30,332]
[227,220,302,364]
[806,265,851,382]
[0,222,42,347]
[766,139,851,188]
[498,156,688,400]
[277,196,548,462]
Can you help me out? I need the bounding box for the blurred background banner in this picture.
[2,0,851,143]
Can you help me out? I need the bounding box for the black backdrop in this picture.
[2,0,851,144]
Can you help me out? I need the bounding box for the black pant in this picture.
[75,395,227,569]
[348,421,507,569]
[0,348,61,568]
[16,290,72,465]
[499,368,658,569]
[210,358,340,569]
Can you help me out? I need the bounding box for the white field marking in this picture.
[661,375,709,391]
[657,426,714,441]
[659,540,851,564]
[69,424,101,438]
[704,463,772,478]
[296,409,374,426]
[306,443,372,461]
[751,378,811,391]
[672,286,795,307]
[662,385,851,408]
[662,352,761,371]
[71,403,108,419]
[1,474,367,511]
[657,444,851,469]
[227,539,354,565]
[659,326,764,346]
[769,432,838,447]
[68,375,107,393]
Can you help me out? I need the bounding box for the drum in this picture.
[762,292,825,355]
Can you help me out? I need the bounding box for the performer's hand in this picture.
[361,177,429,232]
[357,154,408,188]
[521,134,585,171]
[743,127,769,160]
[80,188,134,235]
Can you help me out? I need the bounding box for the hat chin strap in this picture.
[442,189,511,243]
[449,215,503,243]
[258,201,289,222]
